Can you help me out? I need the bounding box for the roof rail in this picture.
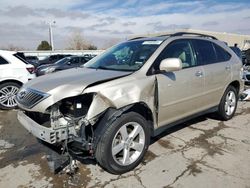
[129,32,217,41]
[154,34,172,38]
[170,32,218,40]
[128,37,147,41]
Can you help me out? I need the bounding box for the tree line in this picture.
[37,30,97,50]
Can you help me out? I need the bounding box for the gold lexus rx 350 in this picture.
[16,33,243,174]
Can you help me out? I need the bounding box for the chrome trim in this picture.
[16,88,50,109]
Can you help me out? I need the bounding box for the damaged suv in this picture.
[16,32,243,174]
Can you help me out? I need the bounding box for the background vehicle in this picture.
[36,55,91,76]
[0,50,36,110]
[17,33,243,174]
[38,54,72,66]
[25,56,39,68]
[243,64,250,85]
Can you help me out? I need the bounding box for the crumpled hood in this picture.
[24,67,131,94]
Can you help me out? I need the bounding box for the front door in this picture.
[154,39,205,127]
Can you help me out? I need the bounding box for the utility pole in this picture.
[48,21,56,51]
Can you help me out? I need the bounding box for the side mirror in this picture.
[159,58,182,72]
[67,61,71,65]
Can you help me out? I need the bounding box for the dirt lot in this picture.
[0,101,250,188]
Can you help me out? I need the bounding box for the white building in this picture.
[132,29,250,50]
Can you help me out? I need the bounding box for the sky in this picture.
[0,0,250,49]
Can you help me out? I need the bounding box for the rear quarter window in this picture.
[0,56,9,65]
[213,44,231,62]
[14,53,29,64]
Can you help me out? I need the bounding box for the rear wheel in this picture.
[0,82,21,110]
[95,112,150,174]
[217,86,238,120]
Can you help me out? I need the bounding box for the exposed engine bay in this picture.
[23,94,103,173]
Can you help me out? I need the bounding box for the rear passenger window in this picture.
[0,56,9,65]
[193,40,217,65]
[213,44,231,62]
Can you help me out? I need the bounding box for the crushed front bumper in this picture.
[17,111,75,144]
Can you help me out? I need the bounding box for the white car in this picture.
[0,50,36,109]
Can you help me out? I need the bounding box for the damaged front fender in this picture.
[84,75,158,125]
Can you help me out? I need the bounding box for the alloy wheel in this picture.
[112,122,145,166]
[0,85,19,108]
[224,91,236,116]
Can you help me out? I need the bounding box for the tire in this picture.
[217,86,238,120]
[0,82,21,110]
[95,112,150,174]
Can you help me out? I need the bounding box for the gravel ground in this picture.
[0,101,250,188]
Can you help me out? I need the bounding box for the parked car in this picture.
[0,50,36,110]
[83,54,97,61]
[36,55,90,76]
[16,32,243,174]
[38,54,72,66]
[25,55,39,68]
[243,64,250,85]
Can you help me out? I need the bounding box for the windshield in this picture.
[84,40,162,71]
[55,57,72,65]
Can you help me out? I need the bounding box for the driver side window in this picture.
[154,40,197,71]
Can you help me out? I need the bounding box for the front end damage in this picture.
[17,75,157,173]
[18,93,103,152]
[17,93,106,173]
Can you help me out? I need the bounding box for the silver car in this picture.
[16,33,243,174]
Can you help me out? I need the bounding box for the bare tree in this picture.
[66,30,97,50]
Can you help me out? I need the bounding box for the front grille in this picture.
[16,88,50,109]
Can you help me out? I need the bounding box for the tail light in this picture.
[26,67,35,74]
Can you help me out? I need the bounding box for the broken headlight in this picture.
[59,93,94,118]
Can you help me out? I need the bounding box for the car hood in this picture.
[23,67,131,94]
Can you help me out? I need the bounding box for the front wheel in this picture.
[95,112,150,174]
[217,86,238,120]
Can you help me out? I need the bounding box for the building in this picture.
[132,29,250,50]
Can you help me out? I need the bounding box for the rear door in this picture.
[192,39,232,108]
[154,39,205,127]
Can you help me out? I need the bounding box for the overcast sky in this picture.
[0,0,250,49]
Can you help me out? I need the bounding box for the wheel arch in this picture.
[0,79,23,87]
[93,102,155,148]
[124,102,154,136]
[228,80,240,95]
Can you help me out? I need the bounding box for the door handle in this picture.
[225,66,231,70]
[195,71,203,77]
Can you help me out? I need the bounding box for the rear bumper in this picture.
[17,111,75,144]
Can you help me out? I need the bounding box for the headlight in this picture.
[59,93,94,118]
